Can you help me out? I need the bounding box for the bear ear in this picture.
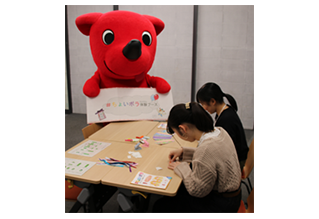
[143,15,165,36]
[76,13,103,36]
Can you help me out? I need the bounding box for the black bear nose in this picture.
[122,39,142,60]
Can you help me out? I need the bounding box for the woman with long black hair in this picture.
[196,82,249,170]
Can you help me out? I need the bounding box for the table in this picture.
[65,120,197,211]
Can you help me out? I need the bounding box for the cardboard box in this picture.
[81,123,104,139]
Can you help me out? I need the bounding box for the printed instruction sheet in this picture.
[131,171,172,190]
[67,140,111,157]
[65,158,96,176]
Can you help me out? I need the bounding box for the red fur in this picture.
[76,10,171,97]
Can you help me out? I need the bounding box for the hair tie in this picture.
[185,102,190,109]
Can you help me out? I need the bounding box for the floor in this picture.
[65,113,254,213]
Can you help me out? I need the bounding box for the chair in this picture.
[65,179,87,212]
[237,200,246,213]
[246,188,254,213]
[117,188,151,212]
[65,179,82,200]
[241,138,254,193]
[239,138,254,213]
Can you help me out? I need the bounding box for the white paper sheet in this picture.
[65,158,96,176]
[67,140,111,157]
[131,171,172,190]
[86,88,174,123]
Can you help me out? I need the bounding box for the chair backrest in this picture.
[246,188,254,213]
[237,200,246,213]
[240,138,254,213]
[242,139,254,179]
[82,123,104,139]
[65,179,82,200]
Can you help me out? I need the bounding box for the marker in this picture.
[141,139,149,147]
[125,138,139,142]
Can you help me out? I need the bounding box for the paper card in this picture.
[65,158,96,176]
[153,130,174,145]
[86,88,174,123]
[68,140,111,157]
[131,171,172,190]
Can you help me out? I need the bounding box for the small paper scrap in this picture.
[128,151,142,158]
[156,167,162,171]
[158,123,167,129]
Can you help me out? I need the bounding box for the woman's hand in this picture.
[168,161,181,170]
[168,148,183,163]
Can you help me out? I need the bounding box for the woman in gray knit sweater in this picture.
[153,102,242,213]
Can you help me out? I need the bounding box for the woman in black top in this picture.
[196,82,249,170]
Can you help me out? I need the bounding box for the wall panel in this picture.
[120,5,194,105]
[196,5,254,129]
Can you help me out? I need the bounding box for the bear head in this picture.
[76,10,165,82]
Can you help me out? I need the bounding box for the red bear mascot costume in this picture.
[76,10,171,97]
[67,11,171,207]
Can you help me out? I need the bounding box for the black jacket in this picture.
[215,106,249,162]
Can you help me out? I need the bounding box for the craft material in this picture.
[98,158,124,167]
[127,155,132,159]
[126,135,149,148]
[134,142,142,150]
[141,138,149,147]
[65,158,96,176]
[97,157,138,172]
[128,151,142,158]
[156,167,163,171]
[68,140,111,157]
[153,130,174,145]
[157,123,167,129]
[131,171,172,189]
[125,138,139,142]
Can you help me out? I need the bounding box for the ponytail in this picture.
[224,93,238,112]
[197,82,239,112]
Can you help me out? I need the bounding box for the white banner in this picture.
[86,88,174,123]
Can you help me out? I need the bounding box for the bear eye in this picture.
[142,31,152,46]
[102,30,114,45]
